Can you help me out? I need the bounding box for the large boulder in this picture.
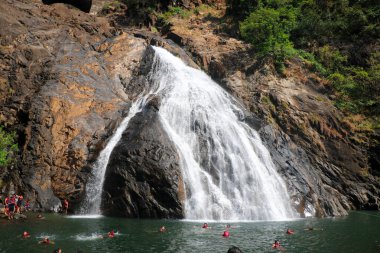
[101,95,185,218]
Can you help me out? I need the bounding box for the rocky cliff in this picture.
[0,0,378,216]
[155,4,380,216]
[0,0,149,210]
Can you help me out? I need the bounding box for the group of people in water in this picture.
[1,192,30,219]
[199,223,310,252]
[6,201,319,253]
[21,225,118,252]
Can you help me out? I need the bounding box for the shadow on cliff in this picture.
[42,0,92,13]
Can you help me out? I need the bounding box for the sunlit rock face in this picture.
[0,0,147,210]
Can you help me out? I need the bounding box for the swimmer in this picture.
[227,246,242,253]
[272,240,285,251]
[39,237,53,244]
[108,230,115,238]
[202,223,209,229]
[226,224,231,229]
[22,231,30,238]
[222,230,230,237]
[286,228,294,234]
[272,240,280,249]
[159,226,166,233]
[53,248,62,253]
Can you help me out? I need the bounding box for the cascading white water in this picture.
[151,47,296,220]
[81,46,296,220]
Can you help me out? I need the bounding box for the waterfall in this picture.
[151,47,296,220]
[80,46,296,220]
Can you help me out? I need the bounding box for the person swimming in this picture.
[286,228,294,234]
[202,223,209,229]
[272,240,280,249]
[22,231,30,238]
[227,246,243,253]
[39,237,52,244]
[159,226,166,233]
[108,230,115,238]
[222,230,230,237]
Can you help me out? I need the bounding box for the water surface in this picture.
[0,212,379,252]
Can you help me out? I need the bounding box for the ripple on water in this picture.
[73,233,105,241]
[35,233,56,240]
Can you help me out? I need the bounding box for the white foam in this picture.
[74,233,104,241]
[66,214,103,219]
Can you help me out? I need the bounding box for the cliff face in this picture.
[0,0,378,216]
[0,0,149,210]
[159,7,380,216]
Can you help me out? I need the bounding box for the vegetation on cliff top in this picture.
[232,0,379,132]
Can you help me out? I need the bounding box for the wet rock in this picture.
[102,94,185,218]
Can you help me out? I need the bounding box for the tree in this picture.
[240,6,297,69]
[0,126,18,168]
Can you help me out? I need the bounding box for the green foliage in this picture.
[240,6,297,71]
[0,126,18,168]
[193,4,210,16]
[232,0,379,124]
[102,1,122,10]
[158,6,191,24]
[298,50,327,74]
[317,45,347,71]
[293,0,380,46]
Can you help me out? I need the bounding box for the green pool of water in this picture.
[0,211,379,253]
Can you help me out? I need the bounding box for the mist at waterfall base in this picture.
[0,212,379,253]
[80,46,296,221]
